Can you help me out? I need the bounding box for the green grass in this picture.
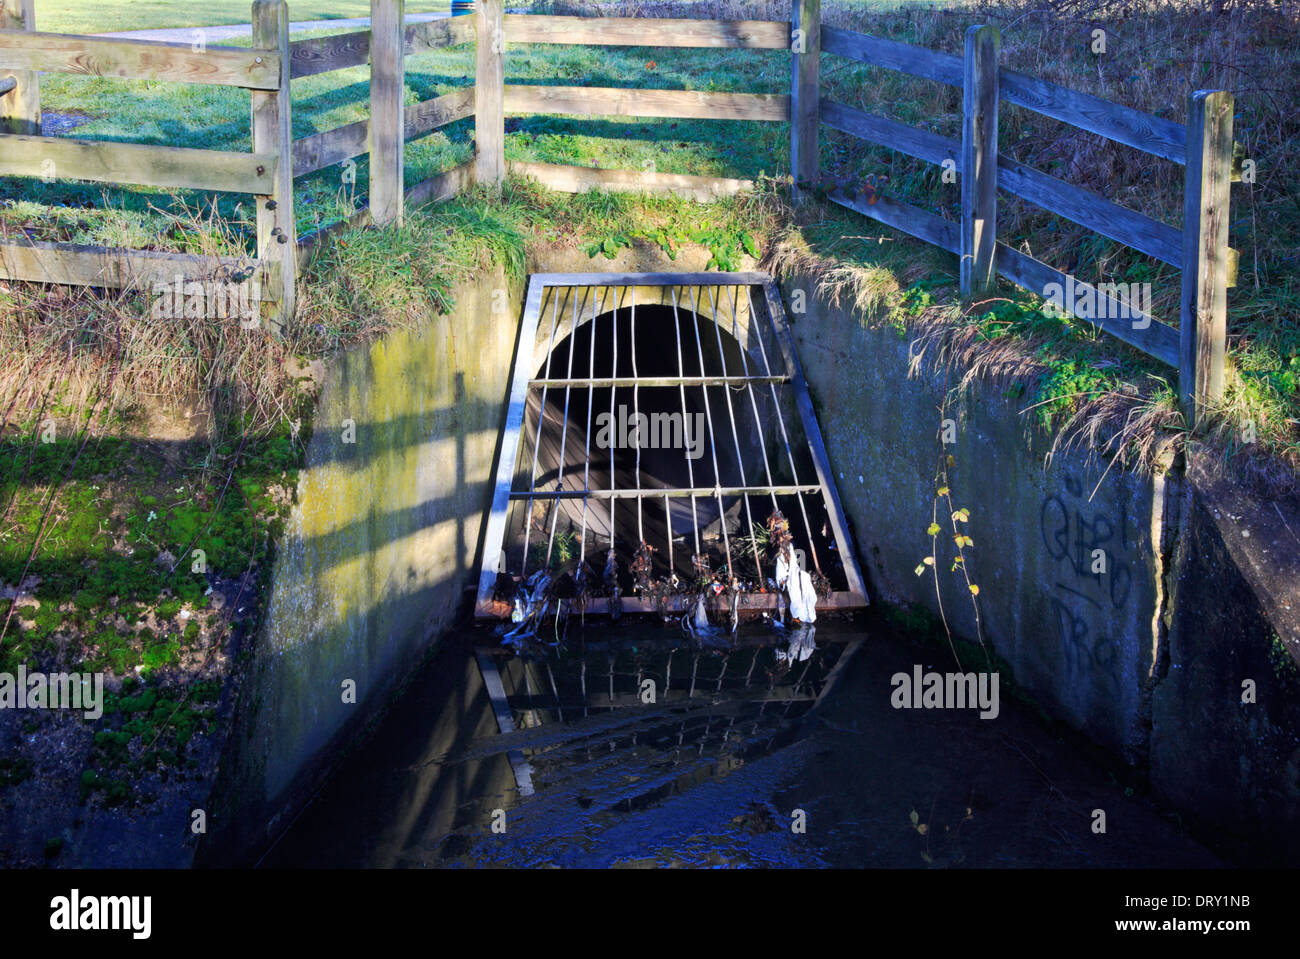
[33,0,447,35]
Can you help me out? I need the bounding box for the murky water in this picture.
[262,616,1223,869]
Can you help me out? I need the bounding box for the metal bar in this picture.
[688,285,735,580]
[743,284,823,576]
[728,285,782,520]
[707,285,763,584]
[631,287,644,547]
[520,288,564,578]
[529,374,789,387]
[508,484,823,500]
[664,492,674,579]
[760,281,870,602]
[475,278,546,613]
[481,590,865,617]
[544,283,584,568]
[670,287,703,563]
[533,271,771,287]
[609,286,619,550]
[475,651,535,796]
[577,284,600,573]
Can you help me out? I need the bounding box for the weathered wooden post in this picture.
[789,0,820,203]
[960,24,998,298]
[475,0,505,188]
[370,0,405,224]
[0,0,39,136]
[1180,89,1233,427]
[251,0,296,331]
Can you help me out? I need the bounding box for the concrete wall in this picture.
[201,266,523,864]
[783,272,1170,762]
[784,270,1300,860]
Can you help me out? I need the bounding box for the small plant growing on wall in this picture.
[915,391,989,670]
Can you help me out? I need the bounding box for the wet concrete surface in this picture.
[262,618,1223,869]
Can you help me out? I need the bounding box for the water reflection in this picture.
[262,620,849,868]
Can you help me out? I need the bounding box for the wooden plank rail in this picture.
[291,88,473,179]
[823,26,1185,165]
[0,30,281,89]
[503,14,789,49]
[407,158,475,207]
[822,24,962,87]
[508,160,754,201]
[287,14,474,79]
[996,243,1179,367]
[822,99,1183,268]
[997,156,1182,267]
[0,133,276,193]
[1000,68,1185,165]
[827,190,959,255]
[503,85,789,121]
[0,236,274,299]
[821,98,953,166]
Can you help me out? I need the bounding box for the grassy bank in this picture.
[4,0,1296,482]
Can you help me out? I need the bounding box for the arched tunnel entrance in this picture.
[476,274,868,618]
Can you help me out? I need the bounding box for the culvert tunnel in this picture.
[475,273,869,618]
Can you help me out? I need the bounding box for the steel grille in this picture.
[476,272,868,618]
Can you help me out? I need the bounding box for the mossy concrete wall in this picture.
[783,272,1300,860]
[202,266,523,864]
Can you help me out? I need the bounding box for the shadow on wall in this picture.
[199,266,524,866]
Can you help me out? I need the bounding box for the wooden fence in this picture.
[0,0,1238,422]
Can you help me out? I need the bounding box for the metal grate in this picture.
[475,272,868,619]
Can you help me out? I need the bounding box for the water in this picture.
[262,616,1222,868]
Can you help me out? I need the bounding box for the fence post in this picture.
[960,24,999,298]
[789,0,820,202]
[475,0,505,188]
[370,0,405,224]
[1,0,39,136]
[251,0,296,332]
[1180,89,1233,427]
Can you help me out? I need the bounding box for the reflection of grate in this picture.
[475,272,868,618]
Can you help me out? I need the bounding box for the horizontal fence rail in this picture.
[503,14,790,48]
[0,134,277,193]
[0,237,273,297]
[0,30,281,88]
[287,14,474,78]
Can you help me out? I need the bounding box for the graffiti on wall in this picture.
[1039,476,1137,689]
